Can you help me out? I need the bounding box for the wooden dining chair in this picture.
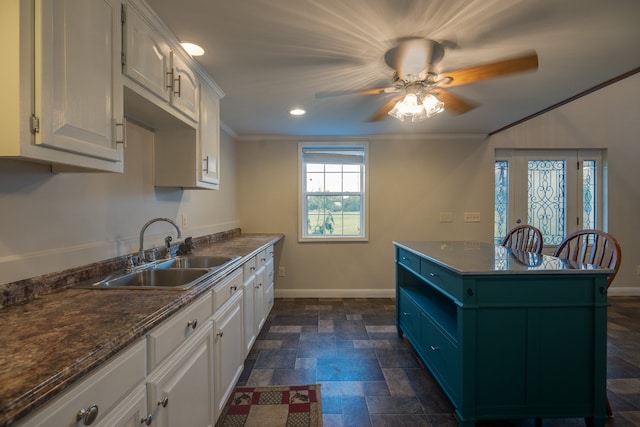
[553,229,622,418]
[501,224,544,254]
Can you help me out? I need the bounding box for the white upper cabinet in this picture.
[169,53,199,122]
[1,0,124,172]
[122,3,171,102]
[199,83,221,187]
[122,2,199,123]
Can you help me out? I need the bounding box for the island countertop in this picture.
[394,240,612,276]
[0,233,283,427]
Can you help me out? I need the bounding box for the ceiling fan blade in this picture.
[433,89,478,114]
[367,96,402,122]
[440,51,538,88]
[315,87,392,99]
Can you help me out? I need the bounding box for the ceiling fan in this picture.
[315,37,538,122]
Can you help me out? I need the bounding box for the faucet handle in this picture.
[124,256,135,273]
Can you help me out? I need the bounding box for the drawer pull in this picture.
[430,345,440,351]
[429,272,439,277]
[230,285,238,292]
[217,330,224,338]
[141,413,153,425]
[187,319,198,329]
[250,266,255,272]
[158,396,169,408]
[76,404,99,425]
[403,312,411,316]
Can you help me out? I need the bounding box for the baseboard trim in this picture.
[607,287,640,296]
[274,289,395,299]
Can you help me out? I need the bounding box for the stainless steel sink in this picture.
[155,255,239,270]
[76,268,212,290]
[73,255,240,290]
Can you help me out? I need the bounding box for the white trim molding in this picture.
[275,288,395,299]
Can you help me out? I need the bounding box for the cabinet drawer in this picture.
[243,256,257,281]
[420,259,463,301]
[421,312,459,400]
[147,292,213,371]
[20,340,146,427]
[256,249,268,268]
[397,248,420,273]
[213,268,243,312]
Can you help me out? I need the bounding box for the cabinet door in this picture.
[199,83,221,186]
[35,0,124,163]
[95,385,149,427]
[170,53,199,121]
[147,322,214,427]
[213,291,245,419]
[243,274,257,356]
[254,265,266,332]
[122,3,171,102]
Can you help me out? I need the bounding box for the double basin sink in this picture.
[75,255,240,290]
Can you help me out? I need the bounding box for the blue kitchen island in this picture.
[394,241,611,427]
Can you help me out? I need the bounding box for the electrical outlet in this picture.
[278,267,286,277]
[181,214,188,229]
[464,212,481,223]
[439,212,454,223]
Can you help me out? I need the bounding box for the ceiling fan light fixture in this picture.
[388,92,444,122]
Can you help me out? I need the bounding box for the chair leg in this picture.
[606,395,613,417]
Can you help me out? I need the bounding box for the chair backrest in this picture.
[501,224,544,254]
[553,229,621,287]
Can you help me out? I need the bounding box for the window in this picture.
[494,149,604,246]
[299,143,368,241]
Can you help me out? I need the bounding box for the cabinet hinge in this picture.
[121,4,126,24]
[30,114,40,134]
[121,51,126,67]
[577,161,580,170]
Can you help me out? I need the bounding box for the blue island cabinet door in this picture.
[468,274,608,424]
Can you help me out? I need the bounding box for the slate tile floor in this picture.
[235,297,640,426]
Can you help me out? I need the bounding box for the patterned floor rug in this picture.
[216,384,323,427]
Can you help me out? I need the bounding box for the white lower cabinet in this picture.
[146,321,214,427]
[213,290,245,419]
[242,273,257,356]
[254,264,266,333]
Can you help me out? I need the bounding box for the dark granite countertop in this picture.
[0,233,283,426]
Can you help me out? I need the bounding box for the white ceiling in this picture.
[145,0,640,137]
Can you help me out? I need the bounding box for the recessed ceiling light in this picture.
[290,108,306,116]
[181,42,205,57]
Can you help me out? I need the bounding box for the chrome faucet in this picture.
[138,218,182,264]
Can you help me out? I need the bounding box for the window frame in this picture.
[298,142,369,242]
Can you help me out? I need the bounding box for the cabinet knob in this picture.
[76,404,99,425]
[140,413,153,425]
[187,319,198,330]
[158,396,169,408]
